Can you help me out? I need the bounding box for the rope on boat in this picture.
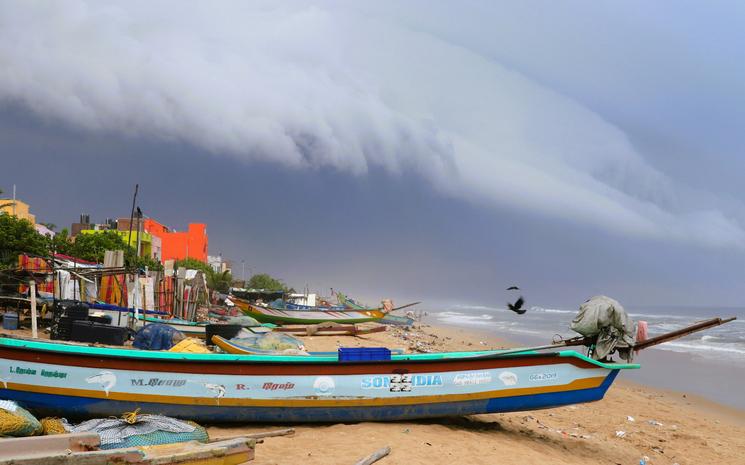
[40,417,71,435]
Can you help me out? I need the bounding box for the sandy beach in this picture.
[206,323,745,465]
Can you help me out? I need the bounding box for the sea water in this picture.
[430,303,745,409]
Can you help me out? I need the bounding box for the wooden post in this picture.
[30,280,38,338]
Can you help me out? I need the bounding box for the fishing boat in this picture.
[232,297,388,325]
[134,315,208,339]
[0,335,635,423]
[380,314,415,326]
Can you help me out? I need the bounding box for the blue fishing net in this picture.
[133,323,184,351]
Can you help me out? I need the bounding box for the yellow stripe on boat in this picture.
[4,376,606,408]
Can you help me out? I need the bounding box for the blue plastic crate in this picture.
[338,347,392,362]
[2,313,19,330]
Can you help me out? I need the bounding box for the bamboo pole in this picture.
[30,280,37,339]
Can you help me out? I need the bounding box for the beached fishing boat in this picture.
[134,315,208,339]
[380,314,415,326]
[0,336,635,422]
[232,297,388,325]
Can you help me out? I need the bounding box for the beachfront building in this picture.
[141,218,208,263]
[208,254,232,274]
[70,215,208,263]
[0,198,36,224]
[1,197,54,236]
[78,229,157,260]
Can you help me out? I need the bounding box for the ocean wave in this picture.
[652,341,745,357]
[433,306,745,365]
[436,312,495,326]
[534,308,575,314]
[450,304,501,312]
[627,312,696,320]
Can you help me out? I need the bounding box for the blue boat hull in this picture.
[0,371,618,423]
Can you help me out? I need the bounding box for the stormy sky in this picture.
[1,1,744,309]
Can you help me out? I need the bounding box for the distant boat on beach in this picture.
[231,297,389,325]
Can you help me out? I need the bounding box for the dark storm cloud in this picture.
[2,1,745,308]
[2,1,744,249]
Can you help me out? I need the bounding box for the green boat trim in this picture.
[0,336,639,369]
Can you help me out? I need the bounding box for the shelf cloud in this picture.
[1,1,742,248]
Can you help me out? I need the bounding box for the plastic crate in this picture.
[70,320,128,345]
[338,347,392,362]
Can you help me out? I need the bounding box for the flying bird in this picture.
[506,286,520,291]
[507,296,526,315]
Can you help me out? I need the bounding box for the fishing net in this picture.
[225,315,260,327]
[0,400,42,437]
[40,417,73,435]
[70,411,208,449]
[571,295,636,361]
[230,332,305,352]
[133,323,185,350]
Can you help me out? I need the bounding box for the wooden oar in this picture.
[487,316,737,358]
[633,316,736,350]
[390,302,421,312]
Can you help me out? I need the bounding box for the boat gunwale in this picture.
[0,336,639,370]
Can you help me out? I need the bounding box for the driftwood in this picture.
[354,446,391,465]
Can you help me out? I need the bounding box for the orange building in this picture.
[141,218,208,263]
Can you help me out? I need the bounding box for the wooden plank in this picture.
[0,433,101,459]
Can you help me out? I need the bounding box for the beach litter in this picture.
[627,416,635,422]
[647,420,663,426]
[615,430,626,438]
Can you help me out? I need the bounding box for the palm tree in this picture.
[207,269,233,293]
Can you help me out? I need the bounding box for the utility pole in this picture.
[133,207,143,325]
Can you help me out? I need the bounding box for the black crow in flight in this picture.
[508,296,526,315]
